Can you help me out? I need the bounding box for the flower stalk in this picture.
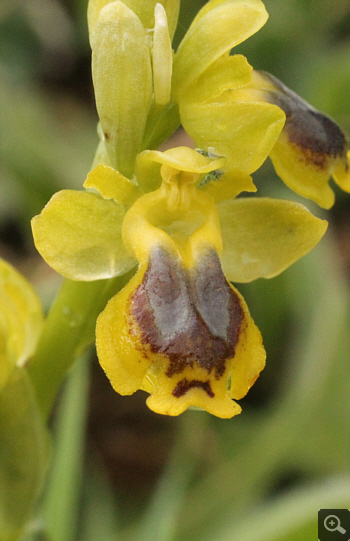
[28,272,133,419]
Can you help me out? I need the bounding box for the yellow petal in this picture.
[180,99,285,174]
[0,259,43,389]
[173,0,268,99]
[152,3,173,105]
[218,197,328,283]
[92,1,152,177]
[32,190,136,281]
[83,164,142,207]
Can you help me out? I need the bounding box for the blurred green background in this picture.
[1,1,350,540]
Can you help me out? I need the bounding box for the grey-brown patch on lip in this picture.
[172,379,214,398]
[257,71,347,169]
[129,246,244,378]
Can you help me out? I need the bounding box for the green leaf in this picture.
[211,476,350,541]
[0,369,50,541]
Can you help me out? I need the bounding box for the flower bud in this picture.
[88,0,179,44]
[91,1,153,177]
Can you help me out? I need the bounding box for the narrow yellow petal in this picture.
[200,168,256,202]
[84,164,142,207]
[152,3,173,105]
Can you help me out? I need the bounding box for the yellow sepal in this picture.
[180,99,285,175]
[32,190,136,281]
[218,197,328,283]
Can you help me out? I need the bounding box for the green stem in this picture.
[28,271,134,420]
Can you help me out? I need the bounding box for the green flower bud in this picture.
[88,0,180,44]
[91,1,153,177]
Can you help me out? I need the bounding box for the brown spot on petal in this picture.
[172,379,215,398]
[129,246,244,379]
[258,71,347,169]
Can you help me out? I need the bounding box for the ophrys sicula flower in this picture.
[32,147,327,417]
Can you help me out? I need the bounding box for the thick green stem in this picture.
[28,271,134,420]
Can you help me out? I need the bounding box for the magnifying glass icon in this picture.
[324,515,346,534]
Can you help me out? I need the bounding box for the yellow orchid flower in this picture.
[172,0,286,199]
[225,71,350,209]
[32,147,327,418]
[88,0,350,207]
[31,0,344,418]
[173,0,350,208]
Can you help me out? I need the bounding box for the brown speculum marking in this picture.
[129,246,244,381]
[172,379,215,398]
[258,71,347,169]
